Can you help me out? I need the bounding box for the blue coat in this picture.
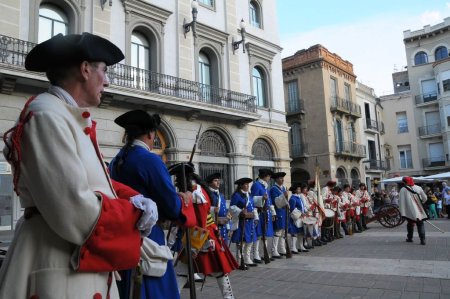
[109,144,181,299]
[270,185,288,230]
[251,180,274,237]
[210,190,230,242]
[288,194,305,235]
[230,191,257,243]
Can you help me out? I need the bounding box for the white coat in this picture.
[398,185,428,221]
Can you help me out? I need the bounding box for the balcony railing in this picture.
[330,97,361,118]
[423,156,446,168]
[418,124,441,137]
[335,141,366,157]
[287,98,305,114]
[366,159,389,170]
[0,34,257,113]
[364,118,379,131]
[290,143,308,158]
[415,92,438,105]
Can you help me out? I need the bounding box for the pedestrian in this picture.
[398,176,428,245]
[444,188,450,219]
[436,187,443,218]
[426,190,438,220]
[270,172,290,258]
[230,178,258,267]
[109,109,196,299]
[250,168,274,263]
[0,33,158,299]
[171,167,238,299]
[389,187,399,206]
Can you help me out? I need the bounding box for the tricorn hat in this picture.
[272,172,286,179]
[206,172,221,183]
[234,177,253,186]
[289,184,301,192]
[25,33,124,72]
[114,110,161,132]
[326,180,337,186]
[258,168,273,178]
[167,162,195,176]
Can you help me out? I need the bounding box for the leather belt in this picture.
[24,207,40,220]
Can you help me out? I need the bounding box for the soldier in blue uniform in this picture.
[288,184,307,254]
[270,172,289,258]
[250,168,274,263]
[230,178,258,267]
[206,173,231,243]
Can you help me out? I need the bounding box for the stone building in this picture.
[282,44,365,188]
[0,0,289,231]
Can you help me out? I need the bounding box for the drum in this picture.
[303,216,318,225]
[290,208,302,220]
[322,208,335,229]
[324,208,335,218]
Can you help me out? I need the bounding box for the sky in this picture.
[276,1,450,96]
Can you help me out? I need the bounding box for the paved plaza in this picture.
[181,220,450,299]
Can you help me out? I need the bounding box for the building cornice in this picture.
[244,32,283,53]
[121,0,172,25]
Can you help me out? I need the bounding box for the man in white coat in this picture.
[398,176,428,245]
[0,33,159,298]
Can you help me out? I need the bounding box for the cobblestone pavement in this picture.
[181,219,450,299]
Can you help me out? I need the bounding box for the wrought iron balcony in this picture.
[423,156,446,168]
[286,98,305,114]
[364,118,379,132]
[335,141,366,158]
[330,96,361,118]
[0,34,257,114]
[290,143,308,158]
[415,92,438,105]
[365,159,389,171]
[418,124,441,137]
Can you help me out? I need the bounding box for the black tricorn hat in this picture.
[25,32,124,72]
[234,177,253,186]
[206,172,221,183]
[167,162,195,176]
[289,184,301,192]
[258,168,273,178]
[114,110,161,132]
[272,172,286,179]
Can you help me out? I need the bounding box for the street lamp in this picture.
[232,19,246,54]
[183,0,199,39]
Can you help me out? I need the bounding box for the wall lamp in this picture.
[183,0,199,39]
[232,19,246,54]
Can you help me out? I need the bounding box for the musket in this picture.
[284,189,292,258]
[189,124,203,163]
[425,220,445,233]
[260,194,271,264]
[238,195,248,270]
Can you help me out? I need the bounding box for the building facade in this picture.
[0,0,289,231]
[282,44,365,188]
[356,81,388,191]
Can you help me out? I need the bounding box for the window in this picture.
[252,67,266,107]
[396,112,408,133]
[249,1,261,28]
[443,79,450,92]
[414,51,428,65]
[287,80,299,112]
[330,77,337,103]
[347,122,356,143]
[350,168,360,189]
[38,4,68,43]
[399,147,413,169]
[421,79,437,101]
[335,119,344,152]
[445,105,450,126]
[252,138,273,161]
[336,167,348,186]
[290,122,303,157]
[344,83,351,101]
[198,0,214,7]
[0,173,13,231]
[131,32,150,70]
[435,46,448,61]
[198,51,212,86]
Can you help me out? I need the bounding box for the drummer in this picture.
[340,184,351,235]
[355,183,371,230]
[300,184,319,249]
[321,180,337,242]
[287,184,307,254]
[349,187,362,233]
[332,186,344,239]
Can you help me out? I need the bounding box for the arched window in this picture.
[335,119,344,152]
[435,46,448,61]
[199,130,227,156]
[131,32,150,70]
[199,51,212,86]
[38,4,68,43]
[249,1,261,28]
[347,122,356,143]
[414,51,428,65]
[252,67,267,107]
[336,167,348,186]
[252,138,273,160]
[350,168,360,189]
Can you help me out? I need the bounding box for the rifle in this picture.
[239,201,248,270]
[284,190,292,258]
[189,124,203,164]
[260,197,271,264]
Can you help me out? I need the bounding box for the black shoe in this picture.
[363,226,369,230]
[253,259,262,264]
[291,250,299,254]
[279,253,286,256]
[313,240,322,246]
[355,230,362,233]
[272,255,281,259]
[300,248,309,253]
[420,239,426,245]
[246,263,257,267]
[406,238,413,243]
[270,257,276,261]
